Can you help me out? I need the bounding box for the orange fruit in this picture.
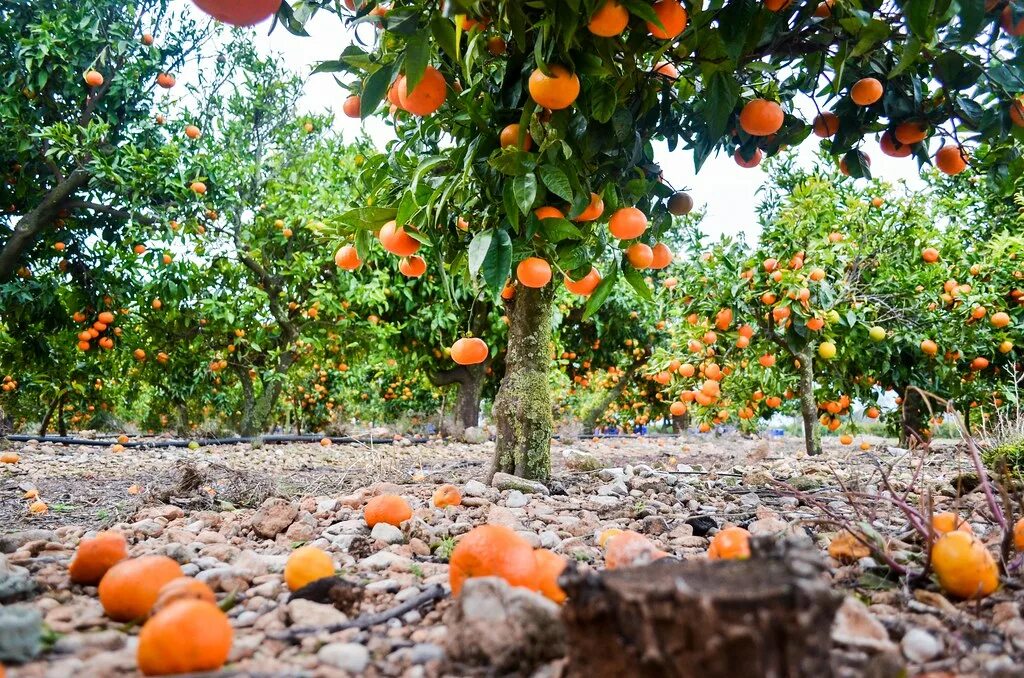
[626,243,654,269]
[84,69,104,87]
[588,0,629,36]
[499,123,532,151]
[190,181,207,194]
[378,221,421,256]
[894,120,928,145]
[734,148,763,168]
[517,257,552,287]
[192,0,281,25]
[564,267,602,296]
[284,546,335,591]
[812,111,839,138]
[608,207,647,239]
[397,66,447,116]
[1011,96,1024,127]
[991,311,1011,328]
[839,151,871,176]
[399,255,427,278]
[533,549,568,604]
[931,512,972,536]
[647,0,687,39]
[880,130,912,158]
[650,242,673,269]
[156,73,176,89]
[1014,517,1024,551]
[574,192,605,221]
[1003,5,1024,35]
[449,525,539,596]
[534,206,564,220]
[99,556,184,621]
[828,530,872,563]
[921,339,939,356]
[137,600,232,676]
[707,526,750,560]
[69,531,128,585]
[839,434,853,445]
[850,77,883,106]
[334,244,362,270]
[528,65,580,110]
[151,577,216,614]
[739,99,784,137]
[932,531,999,599]
[432,484,462,508]
[364,495,413,527]
[921,247,940,263]
[604,530,668,568]
[654,62,678,78]
[670,401,687,416]
[450,337,489,365]
[935,145,968,175]
[667,191,693,215]
[764,0,792,10]
[343,95,361,118]
[184,124,201,139]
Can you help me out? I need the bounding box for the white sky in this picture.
[182,4,928,245]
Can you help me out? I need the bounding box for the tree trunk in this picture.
[175,402,190,437]
[489,285,554,482]
[239,352,296,436]
[582,356,649,432]
[560,537,842,678]
[430,362,488,432]
[797,349,821,456]
[56,394,67,437]
[900,387,927,446]
[38,394,62,437]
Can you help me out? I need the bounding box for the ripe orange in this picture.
[184,124,201,139]
[137,600,232,676]
[528,65,580,110]
[932,512,972,536]
[588,0,629,36]
[670,401,687,416]
[879,130,912,158]
[1015,517,1024,551]
[432,484,462,508]
[517,257,552,287]
[654,62,678,78]
[334,244,362,270]
[828,530,871,562]
[839,151,871,176]
[1003,5,1024,35]
[99,556,184,621]
[991,311,1011,328]
[535,206,564,220]
[604,530,668,568]
[399,255,427,278]
[812,112,839,138]
[894,121,928,145]
[935,145,968,175]
[499,123,532,151]
[533,549,568,603]
[970,356,990,371]
[69,531,128,585]
[156,73,176,89]
[192,0,281,25]
[364,495,413,527]
[734,148,763,168]
[647,0,687,39]
[575,192,605,221]
[152,577,216,614]
[932,531,998,599]
[921,339,939,356]
[626,243,654,269]
[1011,96,1024,127]
[449,525,539,596]
[284,546,334,591]
[850,77,883,106]
[759,353,776,367]
[739,99,784,137]
[707,526,750,560]
[608,207,647,239]
[190,181,207,195]
[650,242,673,269]
[450,337,489,365]
[667,191,693,215]
[342,95,361,118]
[378,221,422,256]
[397,66,447,116]
[921,247,940,263]
[84,69,104,87]
[564,267,602,295]
[838,434,853,445]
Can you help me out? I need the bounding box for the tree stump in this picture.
[560,537,842,678]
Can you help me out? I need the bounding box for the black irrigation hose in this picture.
[2,431,700,449]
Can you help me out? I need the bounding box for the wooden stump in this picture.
[560,537,842,678]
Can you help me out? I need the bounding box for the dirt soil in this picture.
[1,432,1022,677]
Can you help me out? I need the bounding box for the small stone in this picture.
[685,516,717,536]
[360,551,412,571]
[286,599,348,627]
[563,449,601,472]
[491,472,550,495]
[0,530,56,554]
[747,516,788,536]
[461,427,488,444]
[0,604,42,663]
[901,628,942,663]
[587,496,619,507]
[831,596,897,652]
[463,480,490,498]
[598,468,626,482]
[365,578,400,593]
[505,491,529,508]
[284,521,316,542]
[738,492,761,507]
[370,523,405,544]
[317,642,370,673]
[248,498,298,539]
[408,642,445,664]
[597,480,628,497]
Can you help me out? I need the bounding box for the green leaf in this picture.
[338,206,397,231]
[538,217,583,243]
[623,264,653,301]
[481,230,513,295]
[411,155,446,198]
[703,71,740,139]
[539,165,574,202]
[404,32,430,92]
[589,81,617,123]
[355,228,372,260]
[620,0,661,28]
[468,230,493,277]
[513,174,538,215]
[361,63,395,120]
[429,12,458,63]
[488,150,537,176]
[889,36,922,77]
[583,266,618,320]
[902,0,937,43]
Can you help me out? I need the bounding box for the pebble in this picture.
[317,642,370,673]
[370,523,405,544]
[505,490,529,508]
[901,628,942,663]
[463,480,490,497]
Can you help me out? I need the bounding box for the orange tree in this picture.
[203,0,1024,479]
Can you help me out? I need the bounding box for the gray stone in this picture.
[504,490,529,508]
[325,519,368,536]
[831,596,897,652]
[463,479,491,497]
[461,427,489,444]
[52,629,125,655]
[562,449,601,472]
[491,472,550,495]
[317,642,370,673]
[597,468,626,482]
[407,643,445,664]
[901,628,942,663]
[370,523,405,544]
[445,577,565,672]
[538,531,561,549]
[0,605,42,663]
[597,480,628,497]
[360,551,412,571]
[248,498,298,539]
[286,599,348,627]
[0,554,35,603]
[739,492,761,507]
[587,496,619,507]
[395,587,420,602]
[365,578,401,592]
[0,530,56,554]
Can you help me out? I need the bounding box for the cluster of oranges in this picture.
[74,310,121,352]
[1,375,17,393]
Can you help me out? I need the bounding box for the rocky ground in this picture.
[1,432,1023,676]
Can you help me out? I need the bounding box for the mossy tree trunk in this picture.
[797,349,822,456]
[489,285,553,482]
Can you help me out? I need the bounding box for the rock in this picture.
[52,630,125,655]
[597,480,628,497]
[0,554,35,604]
[587,496,619,507]
[641,516,669,536]
[504,490,529,508]
[286,599,349,627]
[232,550,272,579]
[598,468,626,482]
[317,642,370,673]
[901,628,942,663]
[667,523,694,540]
[325,519,368,536]
[738,492,761,507]
[360,551,412,571]
[462,427,489,444]
[685,516,717,537]
[630,477,669,494]
[491,472,550,495]
[284,521,316,542]
[0,604,42,663]
[486,505,523,530]
[0,530,56,554]
[407,643,445,664]
[131,519,164,538]
[831,596,897,652]
[134,505,184,522]
[563,449,601,472]
[248,498,298,539]
[370,523,405,544]
[748,516,789,536]
[446,577,565,672]
[463,480,491,498]
[539,531,560,549]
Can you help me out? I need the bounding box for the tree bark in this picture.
[899,387,927,446]
[560,537,842,678]
[38,393,62,437]
[56,394,67,437]
[239,351,296,436]
[797,349,822,456]
[430,362,488,431]
[175,402,190,437]
[581,356,649,432]
[489,285,554,482]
